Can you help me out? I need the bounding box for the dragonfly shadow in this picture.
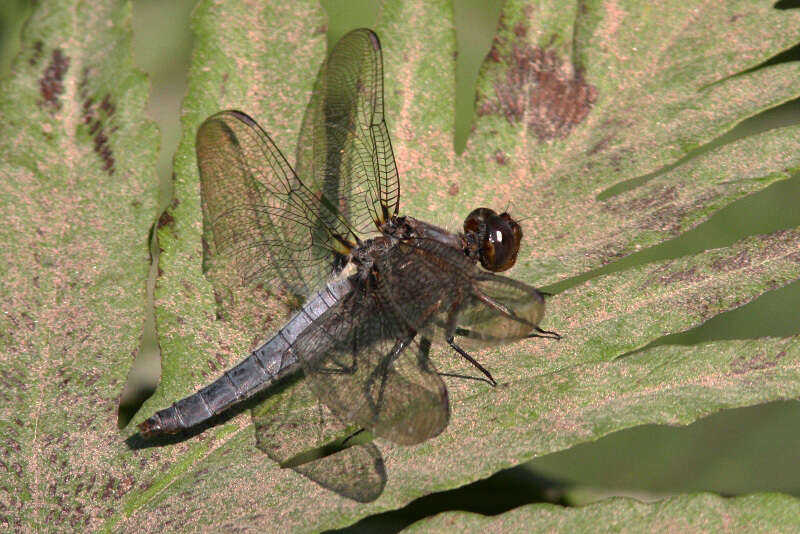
[437,372,496,386]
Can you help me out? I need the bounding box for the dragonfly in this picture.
[138,28,558,499]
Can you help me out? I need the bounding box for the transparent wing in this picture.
[292,281,450,446]
[252,377,386,502]
[196,110,355,298]
[197,28,399,299]
[457,272,547,347]
[295,28,399,236]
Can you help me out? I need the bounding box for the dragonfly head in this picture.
[463,208,522,272]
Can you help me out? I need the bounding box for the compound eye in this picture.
[463,208,522,272]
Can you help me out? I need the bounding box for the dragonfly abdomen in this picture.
[138,278,353,438]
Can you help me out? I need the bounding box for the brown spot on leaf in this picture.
[39,49,70,110]
[639,262,701,289]
[181,280,195,295]
[711,250,752,273]
[78,66,89,100]
[213,288,225,320]
[602,185,704,235]
[101,478,114,499]
[588,133,614,155]
[485,43,597,141]
[29,40,43,66]
[158,211,174,229]
[100,94,116,116]
[603,185,678,214]
[487,44,501,63]
[731,349,785,375]
[581,242,621,264]
[81,91,117,174]
[659,267,699,285]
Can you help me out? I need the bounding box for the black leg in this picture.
[443,298,497,386]
[446,336,497,386]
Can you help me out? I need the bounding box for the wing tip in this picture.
[226,109,258,127]
[364,29,381,51]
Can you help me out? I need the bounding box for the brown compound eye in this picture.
[463,207,522,272]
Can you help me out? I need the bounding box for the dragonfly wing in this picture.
[293,286,450,446]
[196,110,355,299]
[252,376,386,502]
[295,28,399,236]
[458,272,547,346]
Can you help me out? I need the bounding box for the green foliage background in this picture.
[2,0,800,531]
[132,0,800,505]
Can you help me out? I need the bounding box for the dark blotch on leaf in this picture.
[29,40,43,66]
[602,185,698,235]
[81,91,117,175]
[658,266,700,285]
[39,49,70,110]
[487,43,501,63]
[588,133,614,155]
[483,41,597,141]
[157,211,174,229]
[731,349,785,375]
[100,94,116,116]
[711,250,752,273]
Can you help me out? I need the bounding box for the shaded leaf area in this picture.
[0,0,158,531]
[404,493,800,533]
[124,0,800,532]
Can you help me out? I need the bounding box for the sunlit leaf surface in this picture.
[0,0,157,530]
[3,0,800,531]
[133,0,800,531]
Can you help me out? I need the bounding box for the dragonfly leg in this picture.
[471,277,561,339]
[472,288,535,329]
[443,302,497,386]
[447,337,497,386]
